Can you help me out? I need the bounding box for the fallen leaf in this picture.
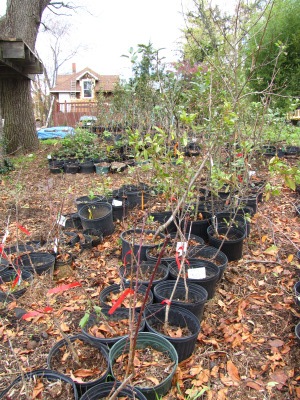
[227,360,241,382]
[263,245,278,256]
[74,368,100,377]
[246,381,265,391]
[268,339,284,348]
[262,236,268,243]
[190,365,202,376]
[32,380,44,399]
[146,376,160,385]
[287,254,293,263]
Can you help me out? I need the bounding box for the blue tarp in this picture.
[37,126,75,139]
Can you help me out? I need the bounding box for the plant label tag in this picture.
[47,154,52,159]
[176,242,187,256]
[57,215,66,227]
[188,267,206,279]
[298,296,300,302]
[249,171,256,177]
[53,245,58,253]
[112,199,122,207]
[2,230,9,244]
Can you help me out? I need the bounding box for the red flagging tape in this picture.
[238,175,243,183]
[0,246,6,258]
[22,307,53,320]
[16,224,31,235]
[11,269,21,289]
[161,299,171,306]
[47,282,82,295]
[108,288,134,315]
[123,250,132,268]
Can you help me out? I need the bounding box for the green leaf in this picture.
[79,312,89,328]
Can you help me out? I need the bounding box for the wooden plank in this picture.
[0,40,25,59]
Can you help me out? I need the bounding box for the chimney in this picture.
[72,63,76,73]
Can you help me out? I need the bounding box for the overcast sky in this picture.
[1,0,236,80]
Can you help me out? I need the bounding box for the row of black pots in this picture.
[260,145,300,158]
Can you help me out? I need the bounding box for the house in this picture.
[50,64,119,127]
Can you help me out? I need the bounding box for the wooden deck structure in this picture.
[0,38,43,80]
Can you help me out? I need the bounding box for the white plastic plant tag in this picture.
[47,154,52,159]
[53,245,58,253]
[249,171,256,177]
[2,230,9,244]
[188,267,206,279]
[57,215,67,227]
[112,199,123,207]
[176,242,187,256]
[298,296,300,302]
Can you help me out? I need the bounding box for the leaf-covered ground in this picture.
[0,145,299,399]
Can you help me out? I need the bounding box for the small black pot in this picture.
[144,304,201,362]
[215,211,248,237]
[64,162,79,174]
[150,211,177,233]
[82,229,103,247]
[169,259,220,300]
[0,369,78,400]
[79,161,95,174]
[47,334,109,394]
[99,283,153,313]
[0,269,33,302]
[153,281,208,321]
[207,223,246,261]
[182,211,212,242]
[79,382,147,400]
[64,213,83,230]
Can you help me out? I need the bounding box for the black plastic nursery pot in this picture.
[169,232,205,246]
[189,245,228,281]
[121,229,165,264]
[125,188,150,209]
[169,259,220,300]
[99,283,153,313]
[215,212,248,237]
[295,323,300,345]
[64,162,79,174]
[106,198,129,221]
[79,161,95,174]
[47,334,109,394]
[82,229,103,247]
[294,281,300,307]
[150,211,177,233]
[109,332,178,400]
[64,213,83,230]
[153,281,208,321]
[75,195,103,213]
[78,203,114,237]
[81,308,145,347]
[0,369,78,400]
[207,223,246,262]
[17,252,55,275]
[79,382,147,400]
[144,304,201,363]
[0,269,33,303]
[183,211,212,242]
[119,261,169,288]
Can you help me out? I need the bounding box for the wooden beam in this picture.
[0,40,25,59]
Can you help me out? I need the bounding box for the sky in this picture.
[0,0,236,81]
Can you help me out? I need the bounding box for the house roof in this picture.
[50,67,119,93]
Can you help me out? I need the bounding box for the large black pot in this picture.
[0,369,78,400]
[17,252,55,275]
[144,304,201,362]
[182,210,212,241]
[153,281,208,321]
[150,211,177,233]
[47,334,109,394]
[121,229,165,264]
[79,382,147,400]
[119,261,169,288]
[169,259,220,299]
[99,283,153,313]
[207,223,246,261]
[215,211,248,237]
[78,203,114,237]
[81,308,145,347]
[75,195,102,213]
[189,245,228,281]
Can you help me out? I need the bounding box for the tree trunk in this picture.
[0,0,50,154]
[0,79,39,154]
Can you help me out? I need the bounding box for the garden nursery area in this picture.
[1,0,300,399]
[0,122,299,400]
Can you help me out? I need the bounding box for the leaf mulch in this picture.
[0,144,299,399]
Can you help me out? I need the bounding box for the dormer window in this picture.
[82,79,93,98]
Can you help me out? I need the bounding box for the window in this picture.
[83,79,93,98]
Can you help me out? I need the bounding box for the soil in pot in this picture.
[48,336,109,387]
[110,333,177,400]
[120,261,169,287]
[0,370,78,400]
